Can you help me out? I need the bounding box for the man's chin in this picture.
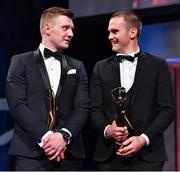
[61,45,69,49]
[112,47,118,52]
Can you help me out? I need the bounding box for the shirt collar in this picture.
[116,47,140,57]
[39,43,46,59]
[39,43,57,60]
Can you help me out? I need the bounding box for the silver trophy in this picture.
[111,87,133,146]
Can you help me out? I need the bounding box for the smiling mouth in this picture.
[111,40,118,44]
[65,39,71,42]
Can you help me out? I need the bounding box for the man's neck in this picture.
[41,39,57,52]
[117,47,140,56]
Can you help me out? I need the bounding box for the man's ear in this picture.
[129,28,138,39]
[43,23,50,35]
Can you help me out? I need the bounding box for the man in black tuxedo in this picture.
[6,7,89,170]
[90,10,175,171]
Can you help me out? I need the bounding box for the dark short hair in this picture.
[111,10,142,36]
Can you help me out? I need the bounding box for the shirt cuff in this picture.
[61,128,72,138]
[104,125,111,138]
[141,133,150,146]
[38,130,53,147]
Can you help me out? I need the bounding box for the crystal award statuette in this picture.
[111,87,133,146]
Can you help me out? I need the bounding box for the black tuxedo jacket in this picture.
[90,51,175,162]
[6,49,89,158]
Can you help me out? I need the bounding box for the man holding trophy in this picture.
[90,10,175,170]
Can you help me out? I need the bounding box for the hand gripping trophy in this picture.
[111,87,133,146]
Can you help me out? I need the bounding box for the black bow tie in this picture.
[44,48,62,60]
[116,52,140,63]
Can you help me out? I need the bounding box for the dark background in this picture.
[0,0,180,170]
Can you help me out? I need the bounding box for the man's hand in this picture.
[106,120,128,142]
[116,135,146,157]
[43,132,67,161]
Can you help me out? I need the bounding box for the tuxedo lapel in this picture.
[130,51,146,105]
[111,55,121,89]
[34,49,51,90]
[56,55,69,98]
[108,56,121,122]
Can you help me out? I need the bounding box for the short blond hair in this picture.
[40,7,74,35]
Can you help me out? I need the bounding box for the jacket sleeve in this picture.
[144,59,175,143]
[6,55,49,143]
[90,63,110,136]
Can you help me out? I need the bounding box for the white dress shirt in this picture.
[118,51,138,92]
[38,44,71,147]
[39,43,61,96]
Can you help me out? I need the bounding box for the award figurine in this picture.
[47,88,57,130]
[111,87,133,146]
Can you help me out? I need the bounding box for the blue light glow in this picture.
[166,58,180,62]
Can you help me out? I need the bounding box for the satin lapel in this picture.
[56,55,69,98]
[109,55,121,122]
[111,55,121,89]
[130,52,146,105]
[34,49,51,90]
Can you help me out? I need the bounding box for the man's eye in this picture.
[113,31,118,34]
[62,26,68,31]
